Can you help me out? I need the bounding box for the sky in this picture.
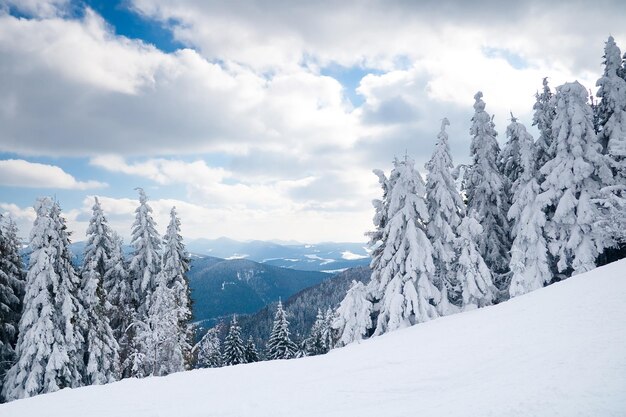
[0,0,625,243]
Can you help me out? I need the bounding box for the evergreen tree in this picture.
[595,36,626,250]
[129,188,161,319]
[244,337,259,363]
[322,307,335,351]
[0,216,24,402]
[3,199,84,400]
[137,272,183,377]
[333,281,373,347]
[500,113,525,199]
[80,197,119,385]
[540,81,613,275]
[454,213,495,309]
[533,77,557,173]
[266,301,297,360]
[161,207,192,369]
[104,233,135,378]
[508,118,552,298]
[367,156,440,335]
[425,118,465,310]
[196,327,222,368]
[464,92,511,293]
[306,309,329,356]
[223,316,246,366]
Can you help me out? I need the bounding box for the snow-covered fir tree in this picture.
[425,118,465,310]
[80,197,119,385]
[161,207,192,369]
[244,337,259,363]
[464,92,511,294]
[0,216,24,402]
[223,316,246,366]
[595,36,626,248]
[195,327,222,368]
[540,81,613,275]
[500,113,526,200]
[266,301,297,360]
[508,118,552,297]
[596,36,626,154]
[332,283,374,347]
[129,188,161,319]
[367,156,440,335]
[306,309,329,356]
[3,199,85,400]
[454,213,495,309]
[136,272,183,377]
[323,307,336,351]
[533,77,557,173]
[103,232,135,378]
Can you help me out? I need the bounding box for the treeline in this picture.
[0,189,192,402]
[334,36,626,345]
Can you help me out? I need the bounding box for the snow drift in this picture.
[2,260,626,417]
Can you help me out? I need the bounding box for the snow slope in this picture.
[3,260,626,417]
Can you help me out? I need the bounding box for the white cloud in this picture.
[0,159,107,190]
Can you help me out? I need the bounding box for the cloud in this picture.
[0,159,107,189]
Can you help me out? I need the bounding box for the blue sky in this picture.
[0,0,624,242]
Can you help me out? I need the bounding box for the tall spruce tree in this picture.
[104,233,135,378]
[595,36,626,251]
[454,213,495,308]
[266,301,297,360]
[244,337,259,363]
[196,327,222,369]
[306,309,329,356]
[367,156,440,336]
[223,316,246,366]
[540,81,613,275]
[80,197,119,385]
[129,188,161,319]
[508,118,552,297]
[464,92,511,294]
[425,118,465,310]
[0,216,24,402]
[137,272,182,376]
[161,207,192,369]
[533,78,557,174]
[3,199,84,400]
[500,113,526,201]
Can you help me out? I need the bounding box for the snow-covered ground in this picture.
[3,260,626,417]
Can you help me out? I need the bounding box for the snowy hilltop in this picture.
[1,259,625,417]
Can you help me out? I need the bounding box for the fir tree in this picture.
[196,327,222,369]
[455,213,495,309]
[323,307,335,351]
[137,272,183,377]
[80,197,119,385]
[244,337,259,363]
[508,118,552,297]
[129,188,161,319]
[104,233,135,379]
[500,113,525,199]
[333,281,373,347]
[425,118,465,310]
[161,207,192,369]
[3,199,85,400]
[0,216,24,402]
[595,36,626,251]
[540,81,613,275]
[464,92,511,293]
[533,78,557,173]
[266,301,297,360]
[306,309,329,356]
[223,316,246,366]
[367,156,440,335]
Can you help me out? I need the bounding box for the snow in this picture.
[340,250,368,260]
[225,254,249,260]
[3,260,626,416]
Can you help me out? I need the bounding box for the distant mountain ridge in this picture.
[186,237,370,272]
